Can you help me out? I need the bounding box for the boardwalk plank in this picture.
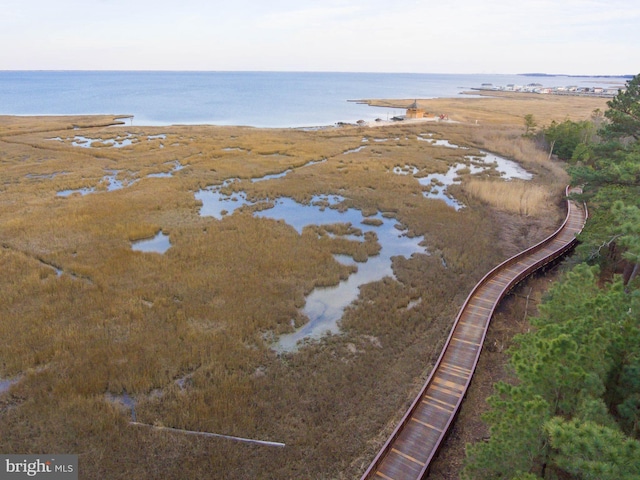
[360,187,586,480]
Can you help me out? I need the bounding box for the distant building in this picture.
[406,100,426,119]
[474,81,622,98]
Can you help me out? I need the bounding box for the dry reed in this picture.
[462,179,551,216]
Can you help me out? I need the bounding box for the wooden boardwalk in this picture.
[361,187,587,480]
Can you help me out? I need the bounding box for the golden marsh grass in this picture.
[462,179,551,216]
[0,92,604,479]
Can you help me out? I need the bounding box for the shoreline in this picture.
[1,111,451,131]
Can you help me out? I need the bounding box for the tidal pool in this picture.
[417,135,467,149]
[131,231,172,254]
[343,146,366,155]
[393,146,533,210]
[196,183,428,352]
[56,170,136,197]
[49,133,167,149]
[393,163,483,210]
[39,260,63,277]
[420,164,484,210]
[260,200,426,352]
[103,170,137,191]
[418,135,533,180]
[250,159,325,183]
[195,180,251,219]
[147,161,185,178]
[57,186,96,197]
[467,152,533,180]
[0,376,20,394]
[105,391,137,421]
[57,163,183,197]
[71,135,134,148]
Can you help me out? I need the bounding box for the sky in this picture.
[1,0,638,75]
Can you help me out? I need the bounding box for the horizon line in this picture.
[0,69,634,77]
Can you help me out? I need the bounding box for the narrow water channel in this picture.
[196,189,427,351]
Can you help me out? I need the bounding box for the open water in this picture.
[0,71,626,128]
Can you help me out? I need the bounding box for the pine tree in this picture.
[611,201,640,285]
[546,418,640,479]
[602,74,640,141]
[462,384,551,479]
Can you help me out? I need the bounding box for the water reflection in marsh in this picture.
[105,391,137,421]
[49,133,167,149]
[343,146,366,155]
[131,231,172,254]
[467,152,533,180]
[57,186,96,197]
[194,180,251,219]
[146,161,185,178]
[56,162,185,197]
[394,145,533,210]
[418,137,468,149]
[56,170,136,197]
[0,376,20,394]
[71,135,134,148]
[196,185,427,352]
[416,136,533,180]
[251,159,325,183]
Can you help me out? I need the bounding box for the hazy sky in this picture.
[2,0,638,74]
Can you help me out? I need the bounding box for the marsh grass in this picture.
[462,179,551,216]
[361,91,608,127]
[0,94,595,479]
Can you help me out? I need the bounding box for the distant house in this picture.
[406,100,426,119]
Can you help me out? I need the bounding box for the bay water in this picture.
[0,71,625,128]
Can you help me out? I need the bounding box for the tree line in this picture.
[463,74,640,479]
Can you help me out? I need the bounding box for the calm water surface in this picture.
[0,71,624,127]
[131,231,172,254]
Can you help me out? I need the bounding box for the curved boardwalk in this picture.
[361,187,587,480]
